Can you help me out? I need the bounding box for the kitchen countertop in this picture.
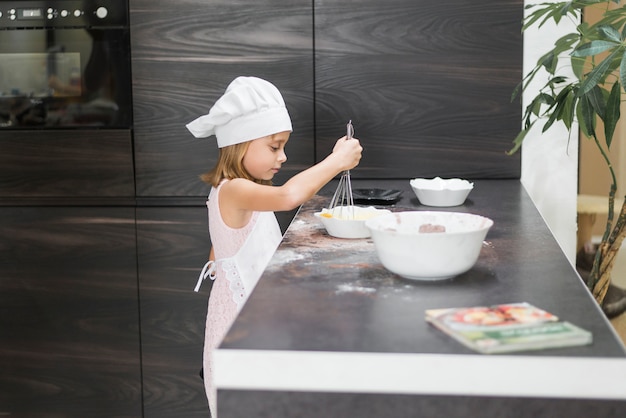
[214,179,626,417]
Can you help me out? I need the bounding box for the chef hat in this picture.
[186,76,292,148]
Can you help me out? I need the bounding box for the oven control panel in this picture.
[0,0,127,28]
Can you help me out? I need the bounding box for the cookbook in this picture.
[425,302,593,354]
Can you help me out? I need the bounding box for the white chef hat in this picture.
[186,76,292,148]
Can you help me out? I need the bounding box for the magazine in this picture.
[425,302,593,354]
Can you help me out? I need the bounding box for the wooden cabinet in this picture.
[136,206,210,417]
[130,0,522,200]
[0,1,522,200]
[314,0,523,179]
[130,0,315,198]
[0,207,142,417]
[0,129,134,198]
[0,205,211,417]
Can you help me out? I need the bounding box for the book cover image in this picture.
[425,302,593,354]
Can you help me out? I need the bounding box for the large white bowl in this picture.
[365,211,493,280]
[314,206,391,239]
[410,177,474,207]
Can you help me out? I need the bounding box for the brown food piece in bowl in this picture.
[419,223,446,233]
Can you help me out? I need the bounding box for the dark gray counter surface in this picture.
[221,179,625,357]
[215,179,626,418]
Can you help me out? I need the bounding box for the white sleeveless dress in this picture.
[195,179,282,417]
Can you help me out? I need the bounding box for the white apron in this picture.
[194,210,282,310]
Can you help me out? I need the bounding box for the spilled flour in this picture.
[336,284,377,294]
[270,249,306,264]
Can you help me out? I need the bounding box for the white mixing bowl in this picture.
[365,211,493,280]
[410,177,474,207]
[315,206,391,239]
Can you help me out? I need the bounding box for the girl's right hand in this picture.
[332,135,363,171]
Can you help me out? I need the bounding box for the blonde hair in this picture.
[201,139,272,187]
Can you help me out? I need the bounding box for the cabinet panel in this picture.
[130,0,315,197]
[0,207,141,417]
[0,129,134,198]
[135,206,211,417]
[314,0,523,179]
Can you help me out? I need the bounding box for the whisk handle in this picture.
[346,120,354,140]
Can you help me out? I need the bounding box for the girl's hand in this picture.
[332,135,363,171]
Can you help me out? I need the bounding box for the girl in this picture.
[186,76,362,416]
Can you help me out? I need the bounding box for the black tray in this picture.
[352,188,403,205]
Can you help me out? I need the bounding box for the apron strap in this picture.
[194,260,217,292]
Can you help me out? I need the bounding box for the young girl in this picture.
[186,76,362,416]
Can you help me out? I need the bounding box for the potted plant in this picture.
[510,0,626,315]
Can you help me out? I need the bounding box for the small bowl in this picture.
[314,206,391,239]
[410,177,474,207]
[365,211,493,280]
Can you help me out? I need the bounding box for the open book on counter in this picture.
[425,302,593,354]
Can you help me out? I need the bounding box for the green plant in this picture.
[510,0,626,306]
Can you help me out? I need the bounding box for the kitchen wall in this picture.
[520,0,579,265]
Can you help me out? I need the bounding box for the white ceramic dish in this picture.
[365,211,493,280]
[314,206,391,239]
[410,177,474,207]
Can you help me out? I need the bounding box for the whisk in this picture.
[329,120,355,219]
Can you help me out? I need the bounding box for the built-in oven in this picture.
[0,0,134,199]
[0,0,132,128]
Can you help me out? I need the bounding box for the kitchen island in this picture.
[214,179,626,417]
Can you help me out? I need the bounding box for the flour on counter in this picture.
[336,284,376,294]
[270,249,306,264]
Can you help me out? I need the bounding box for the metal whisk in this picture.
[329,120,355,219]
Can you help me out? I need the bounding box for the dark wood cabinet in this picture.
[130,0,315,198]
[313,0,522,179]
[0,205,210,417]
[135,206,210,417]
[130,0,522,199]
[0,1,521,200]
[0,207,142,417]
[0,129,134,198]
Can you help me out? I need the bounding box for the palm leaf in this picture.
[597,24,622,42]
[603,82,621,148]
[571,54,587,79]
[572,40,620,57]
[507,124,532,156]
[587,84,607,118]
[562,89,577,130]
[542,85,574,132]
[578,48,622,95]
[621,52,626,91]
[523,2,572,30]
[577,94,596,138]
[597,6,626,28]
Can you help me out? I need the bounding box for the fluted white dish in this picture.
[410,177,474,207]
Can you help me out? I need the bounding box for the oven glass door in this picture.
[0,27,132,128]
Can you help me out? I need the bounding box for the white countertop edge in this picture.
[214,349,626,400]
